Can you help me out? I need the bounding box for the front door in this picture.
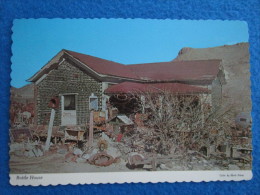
[61,94,77,126]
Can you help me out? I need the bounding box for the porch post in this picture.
[44,108,55,151]
[89,110,94,147]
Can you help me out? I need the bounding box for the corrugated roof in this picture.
[29,50,221,83]
[105,82,209,94]
[126,60,221,81]
[65,50,221,82]
[65,50,138,79]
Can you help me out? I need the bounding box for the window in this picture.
[64,95,76,110]
[89,93,98,110]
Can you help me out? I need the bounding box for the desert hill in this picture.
[175,42,251,114]
[11,84,34,103]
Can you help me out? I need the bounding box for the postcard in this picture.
[9,19,252,186]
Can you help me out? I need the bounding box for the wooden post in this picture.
[89,110,94,147]
[152,154,157,171]
[44,109,55,151]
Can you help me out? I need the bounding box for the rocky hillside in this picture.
[175,42,251,114]
[11,84,34,103]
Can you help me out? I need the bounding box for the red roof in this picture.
[29,50,221,83]
[105,82,209,94]
[65,50,221,82]
[126,60,221,81]
[65,50,138,79]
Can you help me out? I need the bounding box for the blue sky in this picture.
[11,19,248,88]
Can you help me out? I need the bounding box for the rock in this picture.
[65,152,75,162]
[92,148,98,154]
[73,148,83,156]
[228,164,240,170]
[57,148,67,154]
[165,162,173,169]
[37,148,44,156]
[187,164,193,170]
[101,132,112,143]
[24,151,29,157]
[106,147,121,158]
[211,167,221,170]
[32,148,43,157]
[76,157,86,163]
[25,143,34,151]
[143,164,153,169]
[202,159,208,164]
[114,157,121,163]
[191,156,197,161]
[65,152,72,158]
[14,150,24,156]
[160,164,170,170]
[82,148,99,160]
[27,150,35,157]
[237,163,244,167]
[174,166,183,171]
[82,153,91,160]
[9,143,24,152]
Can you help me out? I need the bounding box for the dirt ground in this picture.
[9,153,130,174]
[9,151,251,174]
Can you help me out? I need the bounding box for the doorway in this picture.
[61,94,77,126]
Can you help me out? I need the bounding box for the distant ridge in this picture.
[174,42,251,113]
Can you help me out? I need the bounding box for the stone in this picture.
[101,132,112,143]
[14,150,24,156]
[9,143,24,152]
[82,148,99,160]
[174,166,183,171]
[28,150,35,157]
[25,143,34,150]
[187,164,193,170]
[114,157,121,163]
[191,156,197,161]
[165,162,173,169]
[76,157,86,163]
[36,148,44,157]
[106,146,121,158]
[228,164,240,170]
[57,148,67,154]
[73,148,83,156]
[202,159,208,164]
[24,151,29,157]
[31,148,39,157]
[82,153,91,160]
[143,164,153,169]
[65,152,77,163]
[160,164,170,170]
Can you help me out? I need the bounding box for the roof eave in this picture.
[27,50,66,82]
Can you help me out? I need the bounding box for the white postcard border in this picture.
[10,170,252,186]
